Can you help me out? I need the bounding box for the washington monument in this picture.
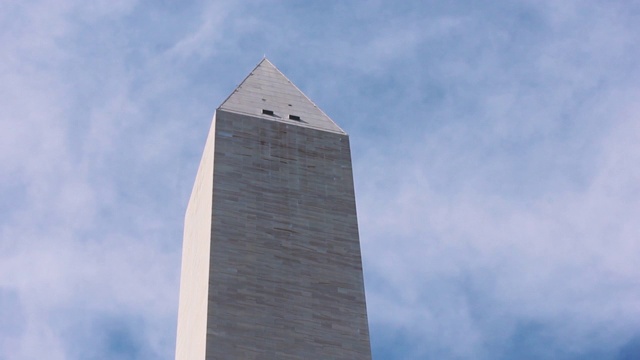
[175,59,371,359]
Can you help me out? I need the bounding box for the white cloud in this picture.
[356,2,640,355]
[2,1,640,359]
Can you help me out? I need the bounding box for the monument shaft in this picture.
[176,59,371,359]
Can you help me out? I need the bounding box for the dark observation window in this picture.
[289,115,301,121]
[262,109,275,116]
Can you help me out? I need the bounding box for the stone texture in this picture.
[175,113,217,360]
[176,59,371,359]
[219,58,344,134]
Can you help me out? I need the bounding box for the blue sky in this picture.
[2,1,640,359]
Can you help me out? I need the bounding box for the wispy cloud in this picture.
[354,2,640,358]
[1,1,639,359]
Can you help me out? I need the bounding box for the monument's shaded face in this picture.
[175,59,371,359]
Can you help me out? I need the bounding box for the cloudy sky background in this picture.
[2,1,640,359]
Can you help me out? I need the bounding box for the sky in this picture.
[1,1,640,359]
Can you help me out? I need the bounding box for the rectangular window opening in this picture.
[262,109,275,116]
[289,114,301,121]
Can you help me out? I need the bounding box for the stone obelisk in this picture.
[175,59,371,359]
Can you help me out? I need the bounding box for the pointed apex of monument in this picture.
[219,59,345,134]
